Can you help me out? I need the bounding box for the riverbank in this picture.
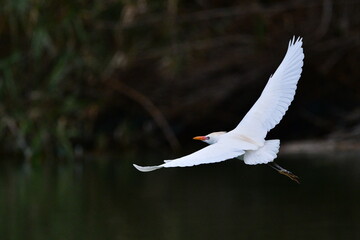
[281,139,360,156]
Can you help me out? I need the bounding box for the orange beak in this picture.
[193,136,208,141]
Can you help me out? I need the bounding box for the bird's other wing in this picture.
[133,139,249,172]
[163,143,245,168]
[230,37,304,143]
[133,143,245,172]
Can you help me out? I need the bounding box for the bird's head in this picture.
[193,131,227,144]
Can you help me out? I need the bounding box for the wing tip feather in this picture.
[133,164,163,172]
[289,36,303,48]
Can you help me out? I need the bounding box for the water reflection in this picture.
[1,153,360,240]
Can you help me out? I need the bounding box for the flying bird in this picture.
[133,37,304,183]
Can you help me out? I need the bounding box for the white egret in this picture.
[133,37,304,183]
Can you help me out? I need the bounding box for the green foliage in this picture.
[0,0,114,160]
[0,0,188,161]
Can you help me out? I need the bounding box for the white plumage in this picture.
[134,143,245,172]
[231,37,304,144]
[133,37,304,177]
[243,139,280,165]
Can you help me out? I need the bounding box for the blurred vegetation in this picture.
[0,0,360,161]
[0,0,127,161]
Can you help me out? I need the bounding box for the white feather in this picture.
[163,142,245,168]
[133,164,164,172]
[243,139,280,165]
[134,143,245,172]
[230,37,304,144]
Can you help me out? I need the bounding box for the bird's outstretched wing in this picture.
[133,143,245,172]
[231,37,304,143]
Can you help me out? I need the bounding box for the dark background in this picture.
[1,0,360,160]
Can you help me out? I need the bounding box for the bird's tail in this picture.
[133,164,164,172]
[243,139,280,165]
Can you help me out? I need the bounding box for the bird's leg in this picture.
[267,162,300,184]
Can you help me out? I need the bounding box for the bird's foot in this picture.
[278,170,300,184]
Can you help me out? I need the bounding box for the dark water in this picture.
[1,153,360,240]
